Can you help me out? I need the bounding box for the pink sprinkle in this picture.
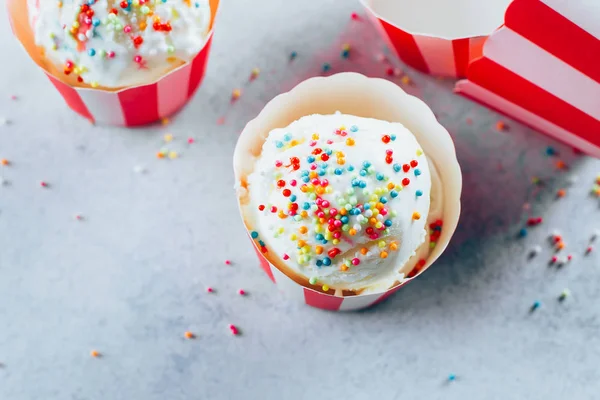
[567,254,573,261]
[386,149,393,155]
[551,255,558,263]
[216,117,225,125]
[123,25,131,33]
[283,254,290,260]
[586,246,593,254]
[351,12,359,20]
[275,160,283,167]
[229,324,239,335]
[187,137,195,144]
[10,95,17,100]
[40,181,48,187]
[326,140,333,145]
[238,289,245,296]
[329,208,338,217]
[290,180,297,186]
[351,258,360,266]
[225,260,231,265]
[75,214,83,220]
[206,287,214,293]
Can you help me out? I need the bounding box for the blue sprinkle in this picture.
[334,168,343,175]
[322,239,328,245]
[302,176,310,183]
[390,134,396,141]
[545,146,556,156]
[531,301,541,310]
[195,2,200,7]
[290,51,298,60]
[88,48,96,56]
[359,181,367,188]
[384,220,393,227]
[322,257,332,266]
[347,165,355,171]
[251,231,259,239]
[376,173,384,181]
[393,164,401,172]
[341,49,350,58]
[316,260,323,267]
[363,161,371,168]
[416,190,423,197]
[326,150,333,156]
[92,17,100,26]
[519,228,528,238]
[448,374,456,382]
[303,202,311,210]
[380,196,388,204]
[414,169,422,176]
[364,203,371,210]
[390,190,398,198]
[275,141,284,148]
[321,162,328,168]
[351,179,360,187]
[283,133,292,142]
[341,216,349,224]
[290,194,297,202]
[301,170,309,176]
[359,169,367,177]
[318,169,326,176]
[307,156,315,163]
[350,125,358,132]
[315,234,324,241]
[322,63,331,72]
[258,240,265,247]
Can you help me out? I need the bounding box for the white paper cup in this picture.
[7,0,219,127]
[233,73,462,311]
[361,0,512,78]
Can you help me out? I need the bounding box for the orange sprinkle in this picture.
[139,21,147,31]
[376,202,384,210]
[319,217,326,224]
[340,264,349,271]
[380,251,388,259]
[387,182,395,190]
[349,229,357,236]
[161,117,170,125]
[315,187,325,195]
[309,171,318,178]
[297,240,306,248]
[389,242,398,251]
[401,75,411,84]
[555,160,567,169]
[90,350,100,358]
[300,211,308,218]
[369,217,377,225]
[156,152,165,159]
[556,241,565,250]
[339,208,347,216]
[0,159,9,166]
[496,121,507,131]
[184,331,195,339]
[412,212,421,220]
[300,185,308,193]
[345,138,355,146]
[278,211,287,219]
[557,189,566,198]
[299,226,308,234]
[337,158,346,165]
[315,246,324,255]
[360,247,368,255]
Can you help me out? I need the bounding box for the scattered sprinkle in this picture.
[231,89,241,100]
[225,260,231,265]
[187,137,195,144]
[556,188,566,198]
[75,214,83,221]
[40,181,49,188]
[0,159,9,166]
[216,117,225,125]
[495,121,507,131]
[168,151,178,160]
[250,68,260,80]
[322,63,331,73]
[518,228,528,238]
[164,133,173,142]
[206,287,214,293]
[229,324,239,335]
[400,75,411,85]
[586,246,593,255]
[448,374,456,382]
[238,289,246,296]
[545,146,557,156]
[351,12,360,20]
[558,289,570,301]
[290,51,298,60]
[184,331,195,339]
[90,350,100,358]
[530,300,541,311]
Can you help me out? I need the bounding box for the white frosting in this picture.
[28,0,211,88]
[246,114,443,291]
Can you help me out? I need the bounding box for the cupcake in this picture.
[234,73,462,310]
[8,0,219,125]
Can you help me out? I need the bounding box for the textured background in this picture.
[1,1,599,399]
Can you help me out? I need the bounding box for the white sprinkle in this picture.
[133,165,147,174]
[77,33,86,41]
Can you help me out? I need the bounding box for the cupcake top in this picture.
[246,114,434,291]
[28,0,211,88]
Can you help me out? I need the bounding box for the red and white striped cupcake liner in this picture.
[456,0,600,157]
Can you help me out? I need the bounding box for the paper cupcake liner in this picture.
[7,0,219,127]
[361,0,511,78]
[234,73,462,311]
[455,0,600,157]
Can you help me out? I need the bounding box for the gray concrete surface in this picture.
[1,1,599,399]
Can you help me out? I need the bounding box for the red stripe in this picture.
[188,35,213,97]
[47,74,94,123]
[252,243,275,283]
[505,0,600,83]
[117,83,159,126]
[371,281,407,306]
[452,38,471,78]
[303,288,343,311]
[378,19,429,74]
[468,57,600,146]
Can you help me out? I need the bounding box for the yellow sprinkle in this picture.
[290,234,297,240]
[322,285,329,292]
[278,211,287,219]
[339,208,347,215]
[168,151,178,159]
[375,222,383,229]
[251,67,260,77]
[232,89,241,99]
[332,239,340,245]
[164,133,173,142]
[416,149,423,156]
[412,212,421,220]
[372,209,379,216]
[309,171,318,178]
[312,133,319,140]
[297,240,307,248]
[378,240,386,248]
[73,67,81,74]
[300,211,308,218]
[316,187,325,195]
[401,75,412,85]
[339,125,346,131]
[380,251,388,259]
[376,202,384,210]
[51,44,58,50]
[277,227,284,234]
[342,44,350,51]
[325,187,333,194]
